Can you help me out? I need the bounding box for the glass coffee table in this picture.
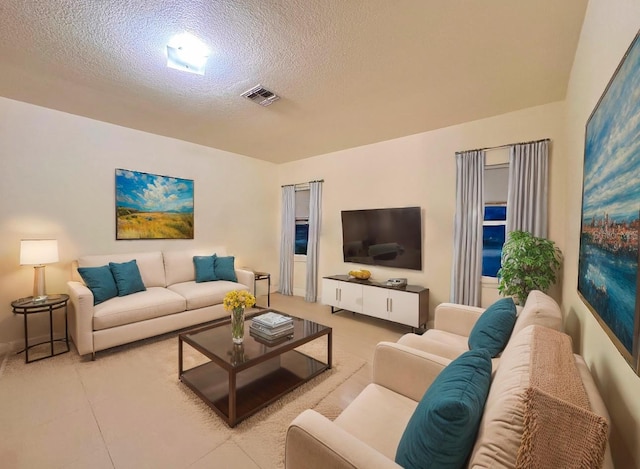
[178,310,332,427]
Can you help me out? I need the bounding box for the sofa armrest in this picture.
[574,356,614,469]
[286,409,402,469]
[67,281,94,356]
[373,342,451,402]
[433,303,485,336]
[235,269,255,295]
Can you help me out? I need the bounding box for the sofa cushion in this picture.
[168,280,248,311]
[511,290,562,337]
[397,333,501,372]
[468,297,517,357]
[77,265,118,305]
[78,251,166,287]
[109,260,146,296]
[334,383,418,460]
[92,287,186,330]
[163,248,227,286]
[214,256,237,282]
[469,325,534,468]
[398,330,469,359]
[194,255,218,283]
[470,325,609,469]
[395,348,492,469]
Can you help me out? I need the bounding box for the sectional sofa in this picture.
[67,249,253,358]
[286,292,613,468]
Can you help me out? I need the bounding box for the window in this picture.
[294,187,310,256]
[483,158,509,277]
[295,222,309,255]
[483,205,507,277]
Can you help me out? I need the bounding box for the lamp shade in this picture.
[20,239,59,265]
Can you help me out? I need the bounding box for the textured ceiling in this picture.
[0,0,588,163]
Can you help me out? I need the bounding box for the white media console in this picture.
[321,275,429,330]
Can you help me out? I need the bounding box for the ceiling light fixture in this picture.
[166,33,210,75]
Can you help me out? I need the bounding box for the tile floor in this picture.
[0,294,408,468]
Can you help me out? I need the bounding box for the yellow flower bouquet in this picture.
[223,290,256,311]
[224,290,256,343]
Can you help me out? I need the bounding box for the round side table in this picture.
[11,294,70,363]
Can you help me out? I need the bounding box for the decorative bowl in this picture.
[349,269,371,280]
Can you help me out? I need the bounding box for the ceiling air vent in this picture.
[241,85,280,107]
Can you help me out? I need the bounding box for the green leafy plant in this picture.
[497,230,562,305]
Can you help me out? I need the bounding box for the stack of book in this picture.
[250,311,294,341]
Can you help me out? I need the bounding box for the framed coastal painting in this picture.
[578,31,640,374]
[115,169,194,239]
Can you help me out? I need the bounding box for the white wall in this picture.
[562,0,640,466]
[278,101,567,318]
[0,97,279,347]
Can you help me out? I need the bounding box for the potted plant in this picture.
[497,230,562,305]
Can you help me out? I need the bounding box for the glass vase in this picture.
[231,306,245,344]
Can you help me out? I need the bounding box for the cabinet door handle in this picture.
[336,289,339,301]
[389,297,392,312]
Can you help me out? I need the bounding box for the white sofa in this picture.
[286,291,613,468]
[67,249,254,358]
[286,325,613,468]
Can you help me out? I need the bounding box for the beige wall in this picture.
[562,0,640,466]
[278,101,567,319]
[0,97,279,348]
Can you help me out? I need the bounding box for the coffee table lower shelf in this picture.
[180,350,328,427]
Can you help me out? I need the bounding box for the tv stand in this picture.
[321,275,429,330]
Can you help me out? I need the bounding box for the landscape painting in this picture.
[116,169,194,239]
[578,32,640,373]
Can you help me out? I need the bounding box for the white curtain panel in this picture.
[305,181,323,302]
[506,140,549,238]
[278,185,296,296]
[451,150,485,306]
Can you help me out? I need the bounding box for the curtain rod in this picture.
[281,179,324,188]
[456,138,550,155]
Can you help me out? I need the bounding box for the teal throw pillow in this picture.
[78,265,118,306]
[395,349,492,469]
[214,256,237,282]
[109,260,146,296]
[193,254,218,283]
[468,297,517,357]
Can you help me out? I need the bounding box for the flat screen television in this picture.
[341,206,422,271]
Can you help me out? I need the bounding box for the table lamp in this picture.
[20,239,59,302]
